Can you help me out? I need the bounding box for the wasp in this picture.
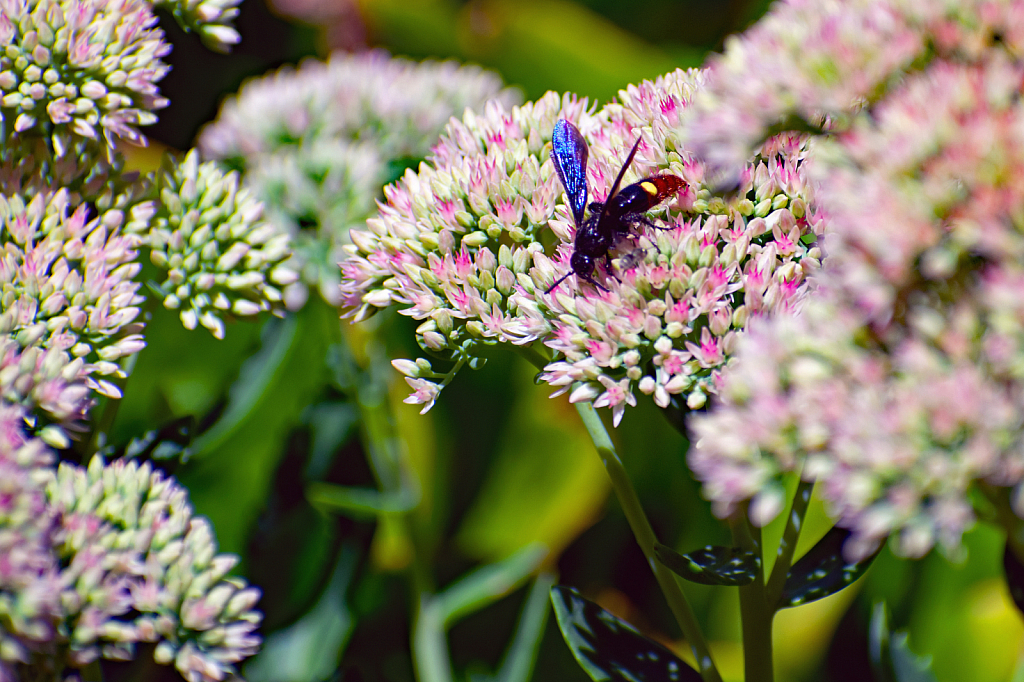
[545,119,685,294]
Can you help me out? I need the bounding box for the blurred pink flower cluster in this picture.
[0,1,268,678]
[201,51,518,309]
[688,0,1024,559]
[340,70,823,421]
[0,404,262,681]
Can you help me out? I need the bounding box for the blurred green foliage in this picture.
[111,1,1024,681]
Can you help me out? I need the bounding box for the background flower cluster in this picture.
[0,0,272,678]
[686,0,1024,560]
[199,50,519,308]
[0,403,261,682]
[0,0,294,429]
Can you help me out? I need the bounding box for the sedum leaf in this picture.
[549,586,701,682]
[654,543,760,586]
[780,527,880,608]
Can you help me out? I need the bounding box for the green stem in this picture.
[354,353,433,598]
[730,511,774,682]
[764,479,814,608]
[575,402,722,682]
[342,326,447,682]
[413,597,453,682]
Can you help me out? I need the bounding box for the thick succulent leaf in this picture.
[780,527,881,608]
[549,586,701,682]
[869,602,937,682]
[654,543,760,586]
[1002,542,1024,615]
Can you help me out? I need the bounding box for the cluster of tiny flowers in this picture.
[0,404,262,681]
[0,0,283,422]
[0,135,145,212]
[687,1,1024,559]
[0,402,62,682]
[339,71,822,422]
[0,335,92,425]
[527,72,822,425]
[0,0,171,154]
[0,189,147,409]
[682,0,1024,175]
[39,454,262,681]
[145,151,297,339]
[152,0,243,52]
[200,50,519,307]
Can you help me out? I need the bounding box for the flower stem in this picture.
[764,478,814,607]
[730,511,774,682]
[341,325,444,680]
[574,402,722,682]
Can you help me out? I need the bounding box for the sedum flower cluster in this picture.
[0,402,61,681]
[0,0,170,154]
[152,0,244,53]
[0,188,147,420]
[199,50,519,308]
[686,0,1024,559]
[0,1,270,678]
[339,70,823,423]
[146,151,297,339]
[0,403,262,682]
[0,0,292,426]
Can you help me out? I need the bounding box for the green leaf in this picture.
[495,572,556,682]
[190,313,300,457]
[303,401,359,480]
[177,301,340,557]
[413,546,548,682]
[869,602,938,682]
[455,364,610,562]
[306,481,418,518]
[549,586,701,682]
[436,543,547,626]
[654,542,760,586]
[780,527,880,608]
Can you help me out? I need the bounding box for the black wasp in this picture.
[546,119,685,293]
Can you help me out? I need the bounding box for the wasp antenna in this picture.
[593,133,644,229]
[544,271,574,295]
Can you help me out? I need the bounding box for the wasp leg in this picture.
[581,272,609,292]
[604,254,622,283]
[632,214,675,231]
[544,271,575,295]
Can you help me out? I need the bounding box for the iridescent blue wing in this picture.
[550,119,589,229]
